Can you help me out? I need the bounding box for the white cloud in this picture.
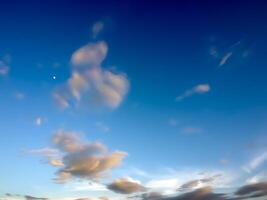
[175,84,210,101]
[66,180,108,192]
[146,178,179,190]
[246,172,267,184]
[54,41,130,110]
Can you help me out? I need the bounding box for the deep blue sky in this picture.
[0,1,267,200]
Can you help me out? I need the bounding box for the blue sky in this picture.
[1,1,267,200]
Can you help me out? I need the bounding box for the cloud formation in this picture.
[35,117,43,126]
[243,151,267,173]
[54,41,129,110]
[92,21,104,38]
[219,52,233,67]
[107,178,146,194]
[178,174,222,191]
[0,65,9,76]
[26,147,64,167]
[24,195,48,200]
[29,129,127,183]
[176,84,210,101]
[0,54,10,76]
[172,187,224,200]
[209,39,250,68]
[234,182,267,199]
[137,187,225,200]
[98,197,109,200]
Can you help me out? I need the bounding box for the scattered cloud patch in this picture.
[139,187,225,200]
[24,195,48,200]
[67,180,108,192]
[54,41,130,110]
[209,39,251,68]
[178,174,222,191]
[243,151,267,173]
[35,117,43,126]
[219,52,233,67]
[146,179,179,190]
[28,129,127,183]
[173,187,225,200]
[234,182,267,199]
[14,92,25,100]
[175,84,210,101]
[0,65,9,76]
[92,21,104,39]
[0,54,11,76]
[107,177,146,194]
[246,172,267,184]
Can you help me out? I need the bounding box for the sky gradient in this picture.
[0,1,267,200]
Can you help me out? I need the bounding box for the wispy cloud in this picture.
[234,181,267,199]
[219,52,233,67]
[143,168,234,194]
[65,180,108,192]
[178,174,222,191]
[210,39,250,68]
[175,84,210,101]
[243,151,267,173]
[0,54,11,76]
[145,178,179,190]
[0,64,9,76]
[25,147,63,167]
[246,172,267,184]
[35,117,43,126]
[92,21,104,39]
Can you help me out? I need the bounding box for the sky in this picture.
[0,0,267,200]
